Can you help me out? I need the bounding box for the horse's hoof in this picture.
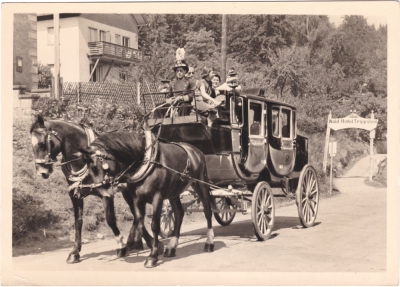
[164,248,176,257]
[117,246,128,257]
[203,243,214,253]
[144,258,158,268]
[66,253,80,264]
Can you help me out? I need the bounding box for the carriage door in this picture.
[242,100,267,173]
[230,96,244,154]
[269,106,296,176]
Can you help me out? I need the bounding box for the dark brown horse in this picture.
[30,114,136,263]
[79,131,215,268]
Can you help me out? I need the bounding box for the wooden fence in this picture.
[62,81,161,106]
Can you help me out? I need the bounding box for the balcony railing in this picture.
[88,41,143,62]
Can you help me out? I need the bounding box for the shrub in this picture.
[32,98,146,133]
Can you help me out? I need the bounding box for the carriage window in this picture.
[272,107,279,137]
[249,102,262,135]
[231,97,243,126]
[281,109,291,138]
[292,110,296,138]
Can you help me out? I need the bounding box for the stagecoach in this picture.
[143,87,319,241]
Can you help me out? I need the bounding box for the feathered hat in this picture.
[173,47,189,73]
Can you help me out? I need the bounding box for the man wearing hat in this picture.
[166,59,196,116]
[215,67,242,92]
[158,78,170,93]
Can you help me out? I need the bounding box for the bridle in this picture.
[33,127,62,166]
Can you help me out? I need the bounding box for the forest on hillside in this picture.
[131,14,387,138]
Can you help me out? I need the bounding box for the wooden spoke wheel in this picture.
[251,181,275,241]
[213,197,236,226]
[159,200,175,239]
[296,165,319,228]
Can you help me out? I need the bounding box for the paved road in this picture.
[10,155,388,284]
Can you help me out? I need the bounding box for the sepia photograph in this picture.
[2,2,399,285]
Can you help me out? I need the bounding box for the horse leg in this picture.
[122,190,156,254]
[144,193,163,268]
[194,181,215,252]
[164,197,184,257]
[66,193,83,263]
[101,196,125,257]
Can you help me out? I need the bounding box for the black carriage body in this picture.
[146,88,308,189]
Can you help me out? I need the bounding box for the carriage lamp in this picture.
[16,56,23,73]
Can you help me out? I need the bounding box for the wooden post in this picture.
[102,60,114,82]
[136,81,141,105]
[322,111,332,174]
[329,153,333,194]
[369,111,375,182]
[221,15,227,83]
[88,58,100,82]
[54,13,60,100]
[77,82,81,104]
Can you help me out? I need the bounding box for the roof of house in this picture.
[37,13,150,32]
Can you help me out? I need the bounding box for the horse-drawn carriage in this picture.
[30,85,319,267]
[143,87,319,241]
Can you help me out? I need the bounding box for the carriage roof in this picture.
[238,88,296,110]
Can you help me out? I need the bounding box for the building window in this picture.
[16,56,23,73]
[99,30,110,42]
[115,34,121,45]
[47,27,54,45]
[122,36,130,47]
[89,27,98,42]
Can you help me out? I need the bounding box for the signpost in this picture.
[328,141,337,194]
[323,110,378,182]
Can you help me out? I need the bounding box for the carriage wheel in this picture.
[251,181,275,241]
[159,200,175,239]
[213,197,236,226]
[296,165,319,228]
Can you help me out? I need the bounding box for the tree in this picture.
[227,15,293,65]
[184,29,218,62]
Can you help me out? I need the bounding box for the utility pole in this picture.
[221,14,227,83]
[54,13,60,100]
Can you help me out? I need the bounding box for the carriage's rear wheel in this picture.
[296,165,319,228]
[213,197,236,226]
[251,181,275,241]
[160,200,175,239]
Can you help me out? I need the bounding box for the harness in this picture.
[34,128,63,165]
[34,123,97,187]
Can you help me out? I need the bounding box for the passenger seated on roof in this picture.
[215,68,242,93]
[194,67,222,112]
[158,78,170,93]
[211,73,227,108]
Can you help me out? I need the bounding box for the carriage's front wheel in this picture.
[251,181,275,241]
[213,197,236,226]
[296,165,319,228]
[159,200,175,239]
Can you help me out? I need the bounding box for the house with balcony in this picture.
[37,13,148,83]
